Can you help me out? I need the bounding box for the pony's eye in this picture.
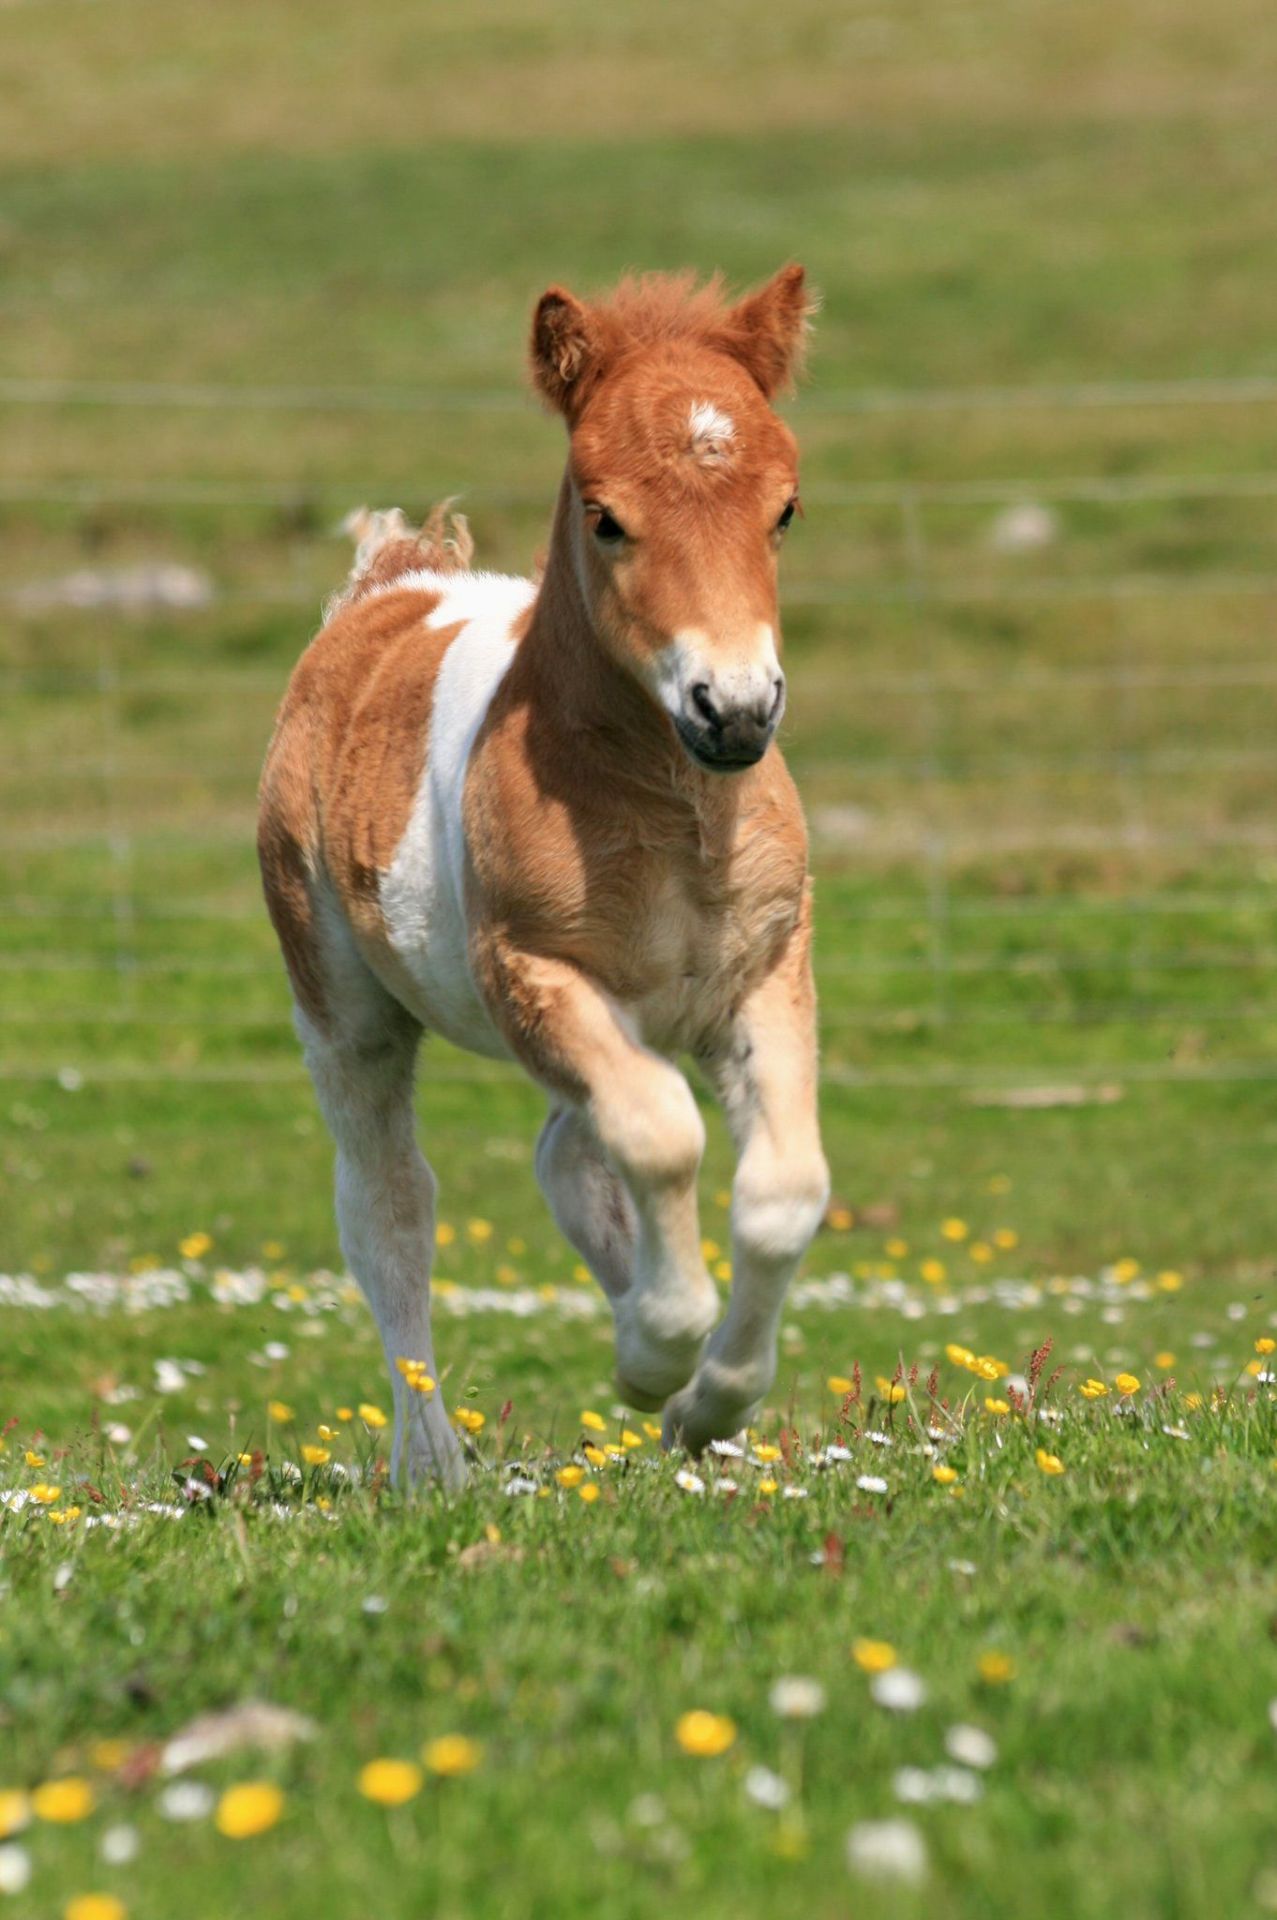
[592,509,626,545]
[775,499,797,535]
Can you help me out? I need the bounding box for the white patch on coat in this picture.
[379,571,537,1056]
[687,400,735,463]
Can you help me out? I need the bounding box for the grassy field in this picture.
[3,0,1277,1914]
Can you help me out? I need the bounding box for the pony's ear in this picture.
[530,286,601,417]
[719,264,816,399]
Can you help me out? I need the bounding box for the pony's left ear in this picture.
[720,264,816,399]
[530,286,601,418]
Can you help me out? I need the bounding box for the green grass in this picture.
[4,0,1277,1912]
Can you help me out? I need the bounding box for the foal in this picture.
[258,268,830,1488]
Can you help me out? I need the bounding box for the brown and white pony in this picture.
[258,267,829,1488]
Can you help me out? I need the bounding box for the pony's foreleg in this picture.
[300,1005,467,1492]
[488,949,717,1408]
[535,1106,637,1305]
[664,896,829,1453]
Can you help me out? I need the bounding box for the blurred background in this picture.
[3,0,1276,1283]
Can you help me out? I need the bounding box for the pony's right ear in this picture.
[530,287,600,417]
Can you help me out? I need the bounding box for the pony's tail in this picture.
[323,501,474,619]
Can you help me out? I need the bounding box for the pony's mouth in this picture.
[674,716,770,773]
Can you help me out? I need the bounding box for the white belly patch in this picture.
[378,572,535,1057]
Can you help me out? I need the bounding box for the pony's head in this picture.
[530,267,814,772]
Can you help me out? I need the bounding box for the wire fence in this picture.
[3,372,1276,1089]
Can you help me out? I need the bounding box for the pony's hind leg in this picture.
[535,1106,637,1305]
[299,986,466,1492]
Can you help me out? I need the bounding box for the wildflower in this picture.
[932,1464,958,1486]
[846,1818,928,1887]
[1035,1448,1065,1476]
[29,1483,61,1506]
[24,1450,44,1469]
[758,1478,779,1496]
[577,1483,600,1505]
[158,1782,214,1823]
[977,1651,1016,1684]
[675,1711,736,1757]
[359,1404,388,1429]
[98,1827,139,1867]
[984,1398,1010,1416]
[301,1446,330,1468]
[753,1443,782,1464]
[453,1407,484,1434]
[1258,1338,1276,1356]
[32,1778,94,1823]
[0,1846,30,1896]
[582,1444,606,1467]
[579,1410,607,1433]
[466,1219,493,1243]
[0,1792,30,1839]
[642,1422,662,1441]
[1157,1270,1183,1292]
[1184,1392,1203,1411]
[1079,1379,1109,1400]
[435,1221,456,1247]
[856,1474,888,1495]
[555,1465,585,1489]
[852,1638,897,1674]
[945,1724,997,1769]
[941,1218,968,1242]
[215,1783,284,1838]
[714,1260,733,1282]
[64,1897,127,1920]
[885,1238,909,1258]
[336,1407,353,1422]
[827,1375,853,1395]
[86,1741,128,1774]
[969,1241,993,1264]
[179,1231,212,1260]
[317,1425,337,1442]
[993,1228,1018,1251]
[422,1736,482,1777]
[267,1401,293,1424]
[870,1668,927,1712]
[674,1470,705,1495]
[744,1765,790,1810]
[1154,1352,1176,1370]
[875,1377,906,1405]
[1115,1373,1140,1396]
[768,1677,826,1720]
[49,1506,82,1526]
[973,1356,1008,1381]
[358,1759,422,1806]
[920,1259,946,1285]
[946,1344,975,1368]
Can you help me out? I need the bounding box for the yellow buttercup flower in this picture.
[358,1758,422,1806]
[582,1444,606,1467]
[65,1897,127,1920]
[675,1711,736,1758]
[555,1465,585,1488]
[875,1377,906,1405]
[179,1231,212,1260]
[32,1778,94,1823]
[267,1401,293,1424]
[946,1344,975,1368]
[435,1221,456,1247]
[885,1238,909,1259]
[978,1651,1016,1684]
[941,1217,969,1242]
[1112,1257,1140,1283]
[215,1782,284,1838]
[579,1410,607,1433]
[29,1484,61,1506]
[87,1741,129,1773]
[758,1478,779,1495]
[984,1398,1010,1415]
[969,1241,993,1264]
[1035,1448,1065,1476]
[49,1507,82,1526]
[301,1445,330,1467]
[1154,1352,1176,1371]
[359,1403,388,1429]
[620,1429,644,1449]
[851,1638,896,1674]
[1115,1373,1140,1396]
[1256,1338,1276,1356]
[0,1789,31,1838]
[1156,1270,1183,1292]
[1184,1392,1203,1411]
[827,1375,853,1395]
[336,1407,353,1422]
[1079,1379,1109,1400]
[25,1450,45,1468]
[642,1422,662,1441]
[754,1443,782,1463]
[317,1425,338,1442]
[932,1464,958,1486]
[919,1259,946,1285]
[973,1356,1008,1381]
[466,1219,493,1243]
[422,1735,482,1777]
[993,1228,1019,1251]
[453,1408,484,1434]
[577,1483,601,1505]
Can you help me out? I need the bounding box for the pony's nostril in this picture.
[768,677,785,722]
[690,683,720,727]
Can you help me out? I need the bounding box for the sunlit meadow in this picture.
[5,0,1277,1915]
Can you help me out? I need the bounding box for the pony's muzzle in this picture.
[676,672,785,771]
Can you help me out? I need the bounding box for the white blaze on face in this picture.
[687,400,735,465]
